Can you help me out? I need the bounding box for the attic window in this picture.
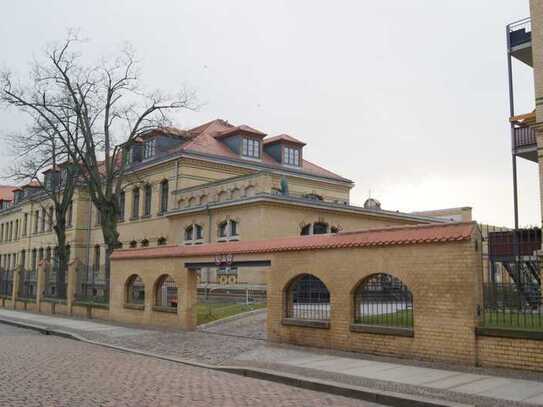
[241,137,261,159]
[143,139,156,160]
[283,146,300,167]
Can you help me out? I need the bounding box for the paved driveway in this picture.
[0,323,381,407]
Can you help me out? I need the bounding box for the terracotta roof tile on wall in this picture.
[112,222,477,261]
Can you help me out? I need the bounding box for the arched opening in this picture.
[154,274,177,309]
[141,239,149,247]
[129,240,137,249]
[245,185,256,197]
[160,180,169,214]
[301,224,311,236]
[353,273,413,328]
[126,275,145,305]
[157,237,167,246]
[285,274,330,321]
[313,222,328,235]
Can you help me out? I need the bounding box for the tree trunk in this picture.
[53,209,68,300]
[99,200,121,302]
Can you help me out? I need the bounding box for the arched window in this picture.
[330,226,339,234]
[217,191,228,202]
[188,197,197,207]
[126,275,145,305]
[218,220,238,240]
[285,274,330,321]
[160,180,169,214]
[141,239,149,247]
[199,195,208,206]
[304,193,323,201]
[301,224,311,236]
[154,274,177,308]
[354,273,413,329]
[132,188,140,219]
[143,184,152,217]
[313,222,328,235]
[185,224,204,244]
[231,188,241,200]
[157,237,167,246]
[129,240,137,248]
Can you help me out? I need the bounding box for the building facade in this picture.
[0,119,456,299]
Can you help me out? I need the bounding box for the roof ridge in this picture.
[335,221,476,237]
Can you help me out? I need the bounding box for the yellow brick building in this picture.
[0,119,455,298]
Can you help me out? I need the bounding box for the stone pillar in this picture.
[66,259,78,316]
[178,266,198,330]
[36,261,47,312]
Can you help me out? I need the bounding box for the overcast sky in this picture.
[0,1,537,227]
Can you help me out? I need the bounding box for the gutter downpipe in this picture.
[205,203,212,300]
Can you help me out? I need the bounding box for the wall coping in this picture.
[350,323,414,337]
[476,327,543,341]
[281,318,330,329]
[123,303,144,311]
[152,305,177,314]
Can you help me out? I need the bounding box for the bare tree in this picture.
[7,118,79,299]
[1,33,196,296]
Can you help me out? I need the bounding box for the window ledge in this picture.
[123,303,144,311]
[152,305,177,314]
[350,324,414,337]
[282,318,330,329]
[129,217,139,221]
[476,327,543,341]
[141,214,151,219]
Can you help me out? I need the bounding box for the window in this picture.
[157,237,167,246]
[301,224,311,236]
[14,220,19,240]
[20,250,26,269]
[300,222,331,236]
[185,224,204,244]
[129,240,137,248]
[31,249,37,272]
[48,207,54,232]
[96,206,102,226]
[23,213,28,236]
[285,274,330,322]
[354,273,413,331]
[241,137,261,159]
[126,275,145,305]
[143,139,156,160]
[155,274,177,308]
[283,146,301,167]
[218,220,238,241]
[132,188,140,219]
[313,222,328,235]
[66,202,73,227]
[33,211,39,234]
[143,184,152,217]
[118,192,125,221]
[141,239,149,247]
[41,208,46,232]
[160,180,169,214]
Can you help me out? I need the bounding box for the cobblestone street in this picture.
[0,323,378,407]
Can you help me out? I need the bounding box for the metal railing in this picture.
[482,227,542,330]
[285,274,330,321]
[0,269,13,297]
[43,262,67,300]
[354,273,413,328]
[513,126,536,149]
[508,17,532,49]
[18,270,37,299]
[75,263,109,304]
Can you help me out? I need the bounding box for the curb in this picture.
[0,317,470,407]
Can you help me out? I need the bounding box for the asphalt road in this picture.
[0,323,380,407]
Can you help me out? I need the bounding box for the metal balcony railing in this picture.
[514,126,537,149]
[508,17,532,49]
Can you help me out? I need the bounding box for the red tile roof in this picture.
[215,124,266,139]
[0,185,14,202]
[112,222,477,261]
[264,134,306,146]
[177,119,350,182]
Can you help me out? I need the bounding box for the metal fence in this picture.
[155,274,177,308]
[285,274,330,321]
[0,269,13,297]
[482,227,542,330]
[126,275,145,305]
[75,263,109,304]
[354,273,413,328]
[18,270,37,299]
[43,261,67,300]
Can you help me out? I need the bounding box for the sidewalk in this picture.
[1,308,542,407]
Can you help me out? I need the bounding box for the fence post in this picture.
[66,259,78,316]
[11,266,20,309]
[36,260,47,313]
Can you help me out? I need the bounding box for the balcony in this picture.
[508,17,532,67]
[511,112,537,162]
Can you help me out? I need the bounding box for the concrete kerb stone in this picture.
[0,317,469,407]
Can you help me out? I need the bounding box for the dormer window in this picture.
[241,138,261,159]
[143,139,156,160]
[283,146,300,167]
